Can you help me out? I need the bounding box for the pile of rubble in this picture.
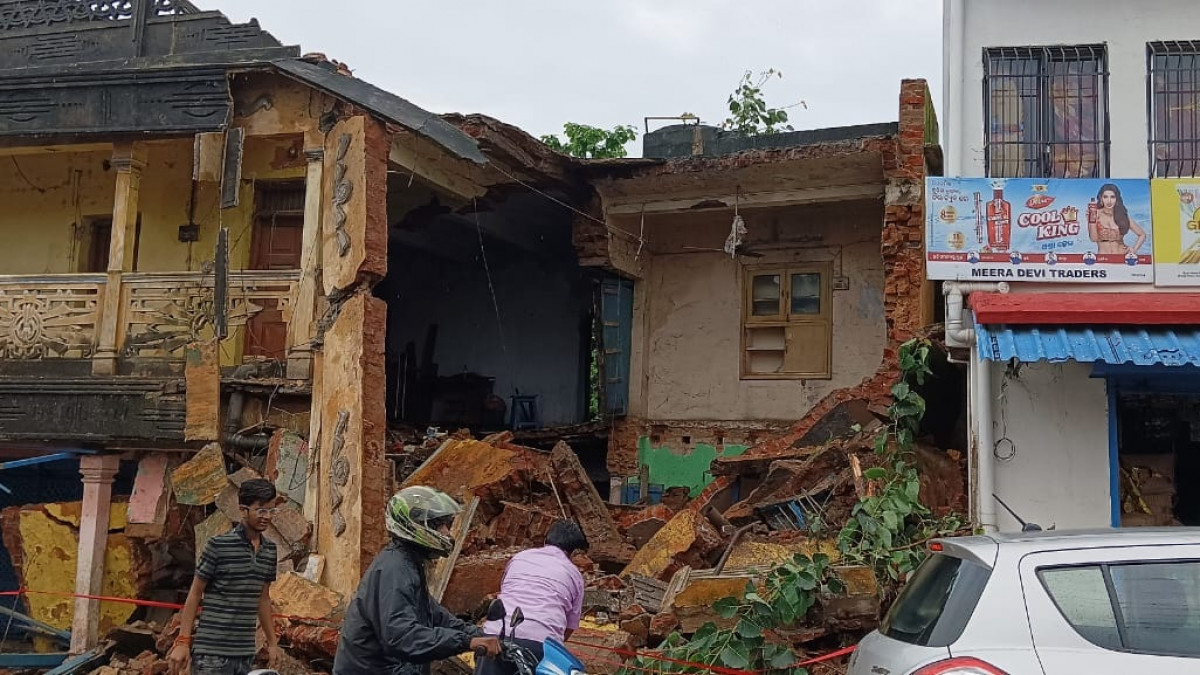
[404,401,964,672]
[0,398,963,675]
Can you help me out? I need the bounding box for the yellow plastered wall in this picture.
[16,503,138,645]
[0,149,115,275]
[0,136,306,276]
[0,136,306,366]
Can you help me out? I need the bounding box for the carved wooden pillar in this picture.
[309,115,390,599]
[286,139,325,381]
[93,142,147,376]
[71,454,121,654]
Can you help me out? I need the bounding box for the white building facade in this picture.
[942,0,1200,531]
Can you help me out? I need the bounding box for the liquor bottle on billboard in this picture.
[974,191,983,247]
[986,180,1011,251]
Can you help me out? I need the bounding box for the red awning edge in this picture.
[970,292,1200,325]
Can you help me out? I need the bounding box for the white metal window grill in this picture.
[1149,41,1200,178]
[984,45,1109,179]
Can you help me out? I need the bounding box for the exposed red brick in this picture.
[607,417,645,478]
[551,442,635,565]
[442,547,520,616]
[569,628,637,675]
[620,613,651,647]
[616,504,675,531]
[687,475,738,515]
[280,623,341,661]
[648,611,680,640]
[487,501,559,548]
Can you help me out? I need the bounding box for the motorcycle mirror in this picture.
[510,607,525,629]
[486,599,507,623]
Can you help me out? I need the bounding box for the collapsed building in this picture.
[0,0,963,670]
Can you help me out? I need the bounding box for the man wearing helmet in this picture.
[333,486,501,675]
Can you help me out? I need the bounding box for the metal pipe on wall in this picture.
[944,280,1009,533]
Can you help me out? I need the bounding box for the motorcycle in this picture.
[480,598,587,675]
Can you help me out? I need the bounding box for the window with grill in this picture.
[984,45,1109,178]
[1149,42,1200,177]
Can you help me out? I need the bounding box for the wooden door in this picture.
[245,182,305,360]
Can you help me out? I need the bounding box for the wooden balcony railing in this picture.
[0,270,299,368]
[120,271,299,360]
[0,275,106,360]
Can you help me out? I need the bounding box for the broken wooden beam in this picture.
[429,496,478,603]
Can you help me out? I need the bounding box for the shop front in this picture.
[929,176,1200,531]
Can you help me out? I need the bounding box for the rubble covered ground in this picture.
[0,377,965,675]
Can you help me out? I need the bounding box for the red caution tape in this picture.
[0,588,329,623]
[0,588,855,671]
[797,645,856,666]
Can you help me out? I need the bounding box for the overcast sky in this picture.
[204,1,944,156]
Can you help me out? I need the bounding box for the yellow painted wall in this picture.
[0,136,307,276]
[0,149,115,275]
[15,502,142,638]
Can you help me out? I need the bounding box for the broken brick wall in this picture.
[604,80,939,493]
[606,421,786,496]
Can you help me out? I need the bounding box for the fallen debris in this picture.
[170,443,228,506]
[271,571,344,621]
[550,442,635,566]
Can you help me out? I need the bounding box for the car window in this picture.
[880,553,991,647]
[1038,566,1121,649]
[1039,560,1200,657]
[1111,562,1200,656]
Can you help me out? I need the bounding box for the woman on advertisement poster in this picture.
[1088,183,1147,257]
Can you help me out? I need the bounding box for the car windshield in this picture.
[880,552,991,647]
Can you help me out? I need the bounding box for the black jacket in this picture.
[333,540,480,675]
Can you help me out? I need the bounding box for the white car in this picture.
[848,528,1200,674]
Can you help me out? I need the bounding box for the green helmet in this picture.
[385,486,462,556]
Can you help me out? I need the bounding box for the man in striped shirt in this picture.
[167,479,282,675]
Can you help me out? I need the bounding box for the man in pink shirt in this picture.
[475,520,588,675]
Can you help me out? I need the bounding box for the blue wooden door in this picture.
[600,277,634,416]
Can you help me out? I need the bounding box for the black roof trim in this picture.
[274,59,486,165]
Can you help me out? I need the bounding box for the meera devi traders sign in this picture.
[925,178,1154,283]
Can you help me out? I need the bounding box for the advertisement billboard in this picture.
[1151,179,1200,286]
[925,178,1154,283]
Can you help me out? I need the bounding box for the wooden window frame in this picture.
[740,263,832,380]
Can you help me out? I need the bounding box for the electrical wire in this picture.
[9,156,51,193]
[472,197,510,367]
[483,158,645,245]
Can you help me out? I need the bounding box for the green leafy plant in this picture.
[540,123,639,159]
[624,554,842,675]
[838,339,963,581]
[723,68,803,136]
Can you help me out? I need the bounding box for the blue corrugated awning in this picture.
[975,323,1200,366]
